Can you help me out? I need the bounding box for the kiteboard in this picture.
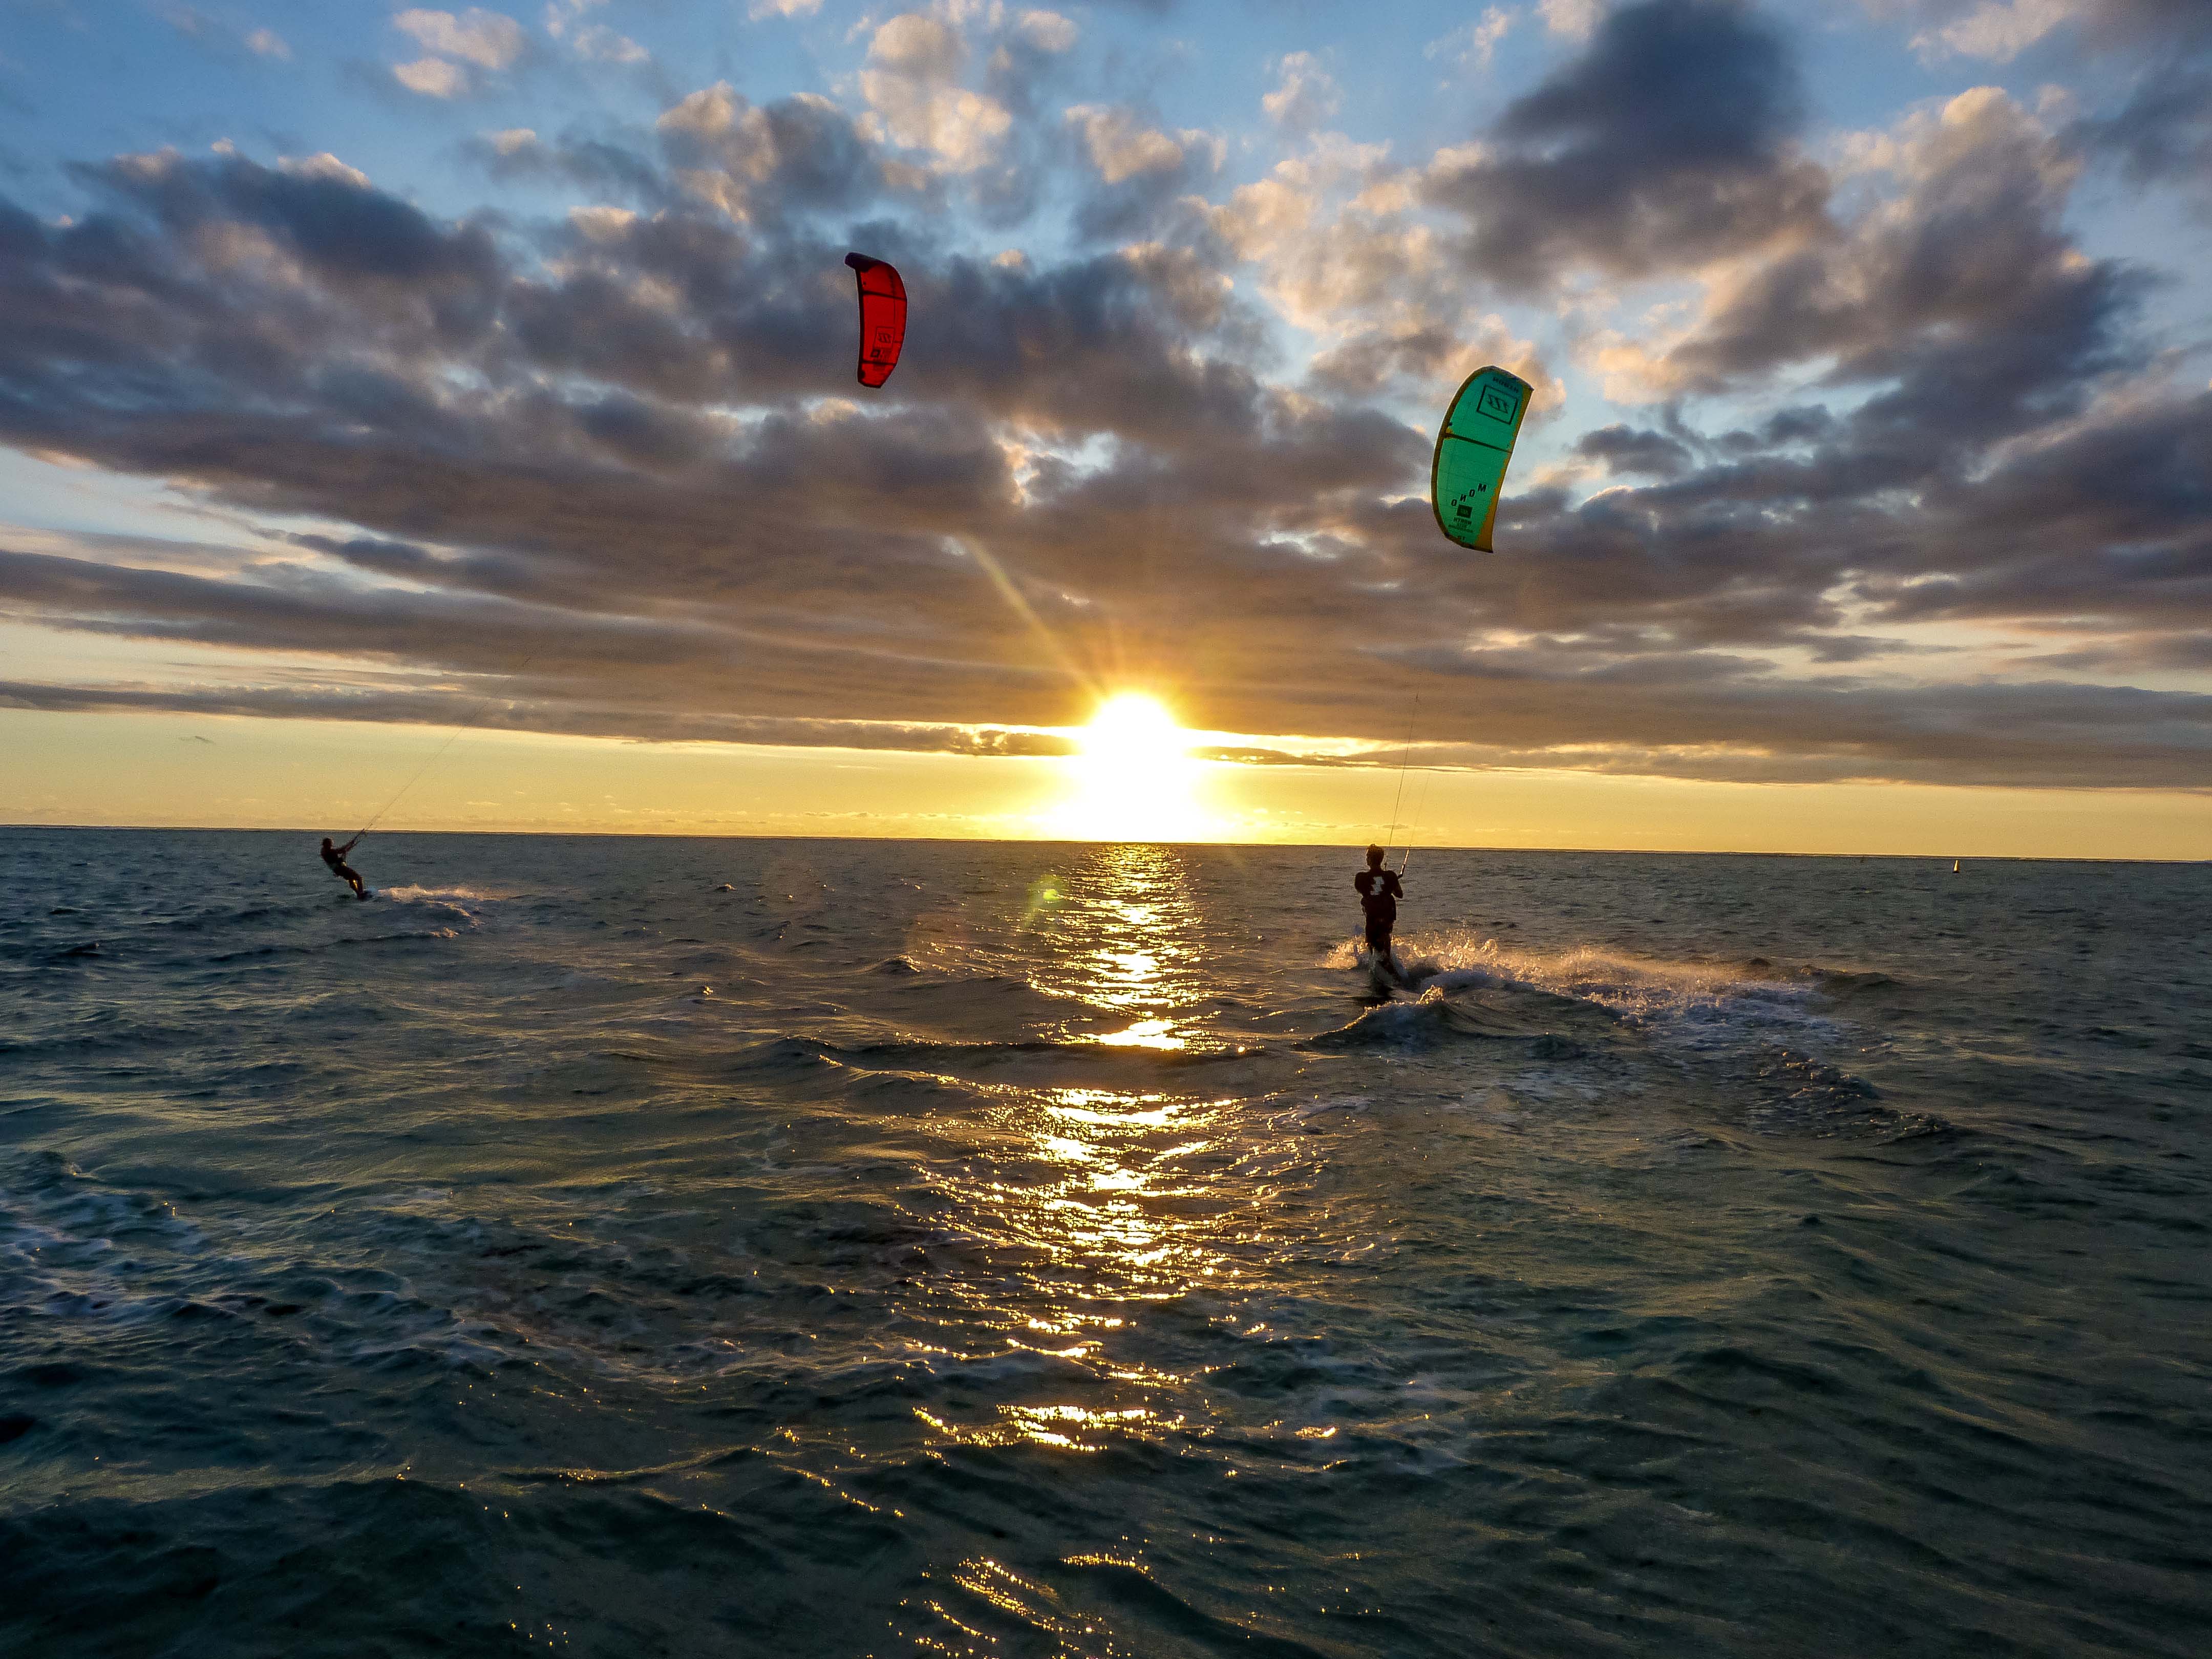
[1365,948,1412,993]
[1431,365,1532,551]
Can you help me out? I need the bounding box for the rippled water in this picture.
[4,830,2209,1656]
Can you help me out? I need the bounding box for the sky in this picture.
[1,0,2208,853]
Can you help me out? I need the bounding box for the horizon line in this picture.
[0,823,2196,865]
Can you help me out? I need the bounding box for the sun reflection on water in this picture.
[1026,844,1220,1051]
[892,844,1313,1465]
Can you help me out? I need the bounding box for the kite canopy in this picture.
[1430,365,1532,551]
[843,252,907,389]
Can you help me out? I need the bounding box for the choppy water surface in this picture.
[4,831,2209,1656]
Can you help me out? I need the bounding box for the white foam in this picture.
[1329,929,1818,1036]
[378,885,502,906]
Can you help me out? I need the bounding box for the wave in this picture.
[375,885,502,909]
[1814,967,1910,1004]
[1330,930,1822,1026]
[0,1152,219,1333]
[205,926,462,964]
[1307,987,1587,1055]
[726,1030,1257,1085]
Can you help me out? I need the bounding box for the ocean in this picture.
[3,829,2208,1656]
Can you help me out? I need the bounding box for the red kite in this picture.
[843,252,907,389]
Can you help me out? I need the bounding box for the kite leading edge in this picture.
[844,252,907,389]
[1431,365,1532,551]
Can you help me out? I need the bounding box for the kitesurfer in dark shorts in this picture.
[1354,844,1403,965]
[320,836,367,900]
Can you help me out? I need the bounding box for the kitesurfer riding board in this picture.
[320,836,369,901]
[1355,844,1404,978]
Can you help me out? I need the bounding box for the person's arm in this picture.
[340,837,360,854]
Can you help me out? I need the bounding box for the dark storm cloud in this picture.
[1388,649,2212,789]
[73,147,503,321]
[1424,0,1826,288]
[1059,105,1223,243]
[1466,373,2212,673]
[466,126,679,209]
[1449,77,2205,673]
[0,675,1079,757]
[656,84,920,221]
[1656,89,2138,443]
[1893,0,2212,209]
[2073,60,2212,214]
[1576,424,1693,478]
[1,36,2208,798]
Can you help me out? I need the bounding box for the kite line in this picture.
[1382,697,1420,864]
[352,654,537,843]
[1399,757,1436,876]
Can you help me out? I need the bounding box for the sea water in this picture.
[3,830,2208,1656]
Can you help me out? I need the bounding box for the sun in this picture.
[1055,693,1207,841]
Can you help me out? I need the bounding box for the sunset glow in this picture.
[1056,694,1208,843]
[0,1,2205,855]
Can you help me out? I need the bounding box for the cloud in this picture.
[571,25,650,66]
[1576,423,1694,477]
[858,11,1013,172]
[1206,137,1557,400]
[1873,0,2210,60]
[1424,0,1827,290]
[1,35,2207,802]
[1426,8,1516,73]
[1015,10,1079,53]
[656,83,906,220]
[394,57,471,98]
[1064,105,1214,185]
[750,0,824,16]
[394,9,527,71]
[1647,88,2129,430]
[1064,110,1226,242]
[389,8,527,97]
[2072,59,2212,213]
[1262,53,1341,134]
[1539,0,1606,39]
[469,124,677,210]
[156,6,296,64]
[1909,0,2075,60]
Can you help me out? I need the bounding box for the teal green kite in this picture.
[1430,365,1532,551]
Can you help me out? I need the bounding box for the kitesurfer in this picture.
[320,836,368,901]
[1355,845,1403,967]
